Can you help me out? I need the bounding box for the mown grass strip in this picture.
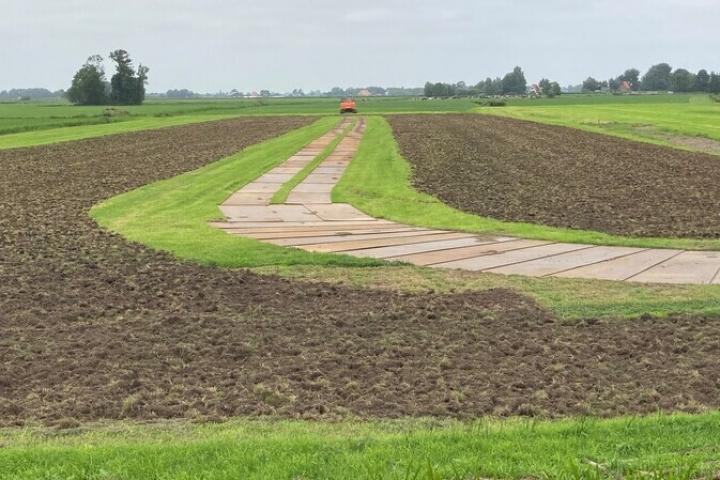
[334,116,720,251]
[270,118,356,204]
[91,116,382,268]
[2,413,719,479]
[0,113,251,150]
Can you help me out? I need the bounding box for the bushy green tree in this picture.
[619,68,640,90]
[582,77,601,92]
[709,72,720,94]
[538,78,551,95]
[696,69,710,92]
[549,82,561,97]
[501,66,526,95]
[641,63,672,91]
[108,49,149,105]
[66,55,108,105]
[670,68,696,92]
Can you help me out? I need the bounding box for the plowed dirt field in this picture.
[389,114,720,238]
[1,117,718,426]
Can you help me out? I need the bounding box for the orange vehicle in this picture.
[339,98,357,114]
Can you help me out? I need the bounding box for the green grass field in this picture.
[0,96,476,149]
[3,413,719,479]
[480,94,720,147]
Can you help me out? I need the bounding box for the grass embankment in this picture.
[91,116,381,268]
[3,413,719,479]
[270,118,356,204]
[479,94,720,148]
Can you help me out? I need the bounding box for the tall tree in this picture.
[66,55,108,105]
[108,49,148,105]
[641,63,673,91]
[670,68,696,92]
[135,64,149,104]
[696,69,711,92]
[538,78,551,96]
[549,82,562,97]
[501,66,527,95]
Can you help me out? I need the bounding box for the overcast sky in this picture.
[1,0,718,93]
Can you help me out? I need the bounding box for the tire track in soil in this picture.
[0,116,718,426]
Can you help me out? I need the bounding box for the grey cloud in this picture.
[1,0,718,92]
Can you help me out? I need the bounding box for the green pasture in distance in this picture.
[0,96,477,138]
[480,93,720,142]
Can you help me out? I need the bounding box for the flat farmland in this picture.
[388,114,720,238]
[0,96,476,144]
[482,94,720,149]
[2,116,719,428]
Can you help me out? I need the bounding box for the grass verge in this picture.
[0,113,252,150]
[270,118,356,204]
[2,413,719,479]
[91,116,382,268]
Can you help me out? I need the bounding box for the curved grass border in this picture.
[270,118,356,204]
[88,113,720,320]
[91,116,383,269]
[333,116,720,251]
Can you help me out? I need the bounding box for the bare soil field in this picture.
[388,114,720,238]
[0,118,718,426]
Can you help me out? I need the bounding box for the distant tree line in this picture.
[424,66,537,97]
[0,88,65,100]
[582,64,720,93]
[66,50,149,105]
[164,89,197,99]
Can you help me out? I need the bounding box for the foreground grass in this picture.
[334,116,720,251]
[91,116,381,268]
[2,413,719,479]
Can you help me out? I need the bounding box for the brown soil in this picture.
[1,117,719,426]
[388,114,720,238]
[634,125,720,156]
